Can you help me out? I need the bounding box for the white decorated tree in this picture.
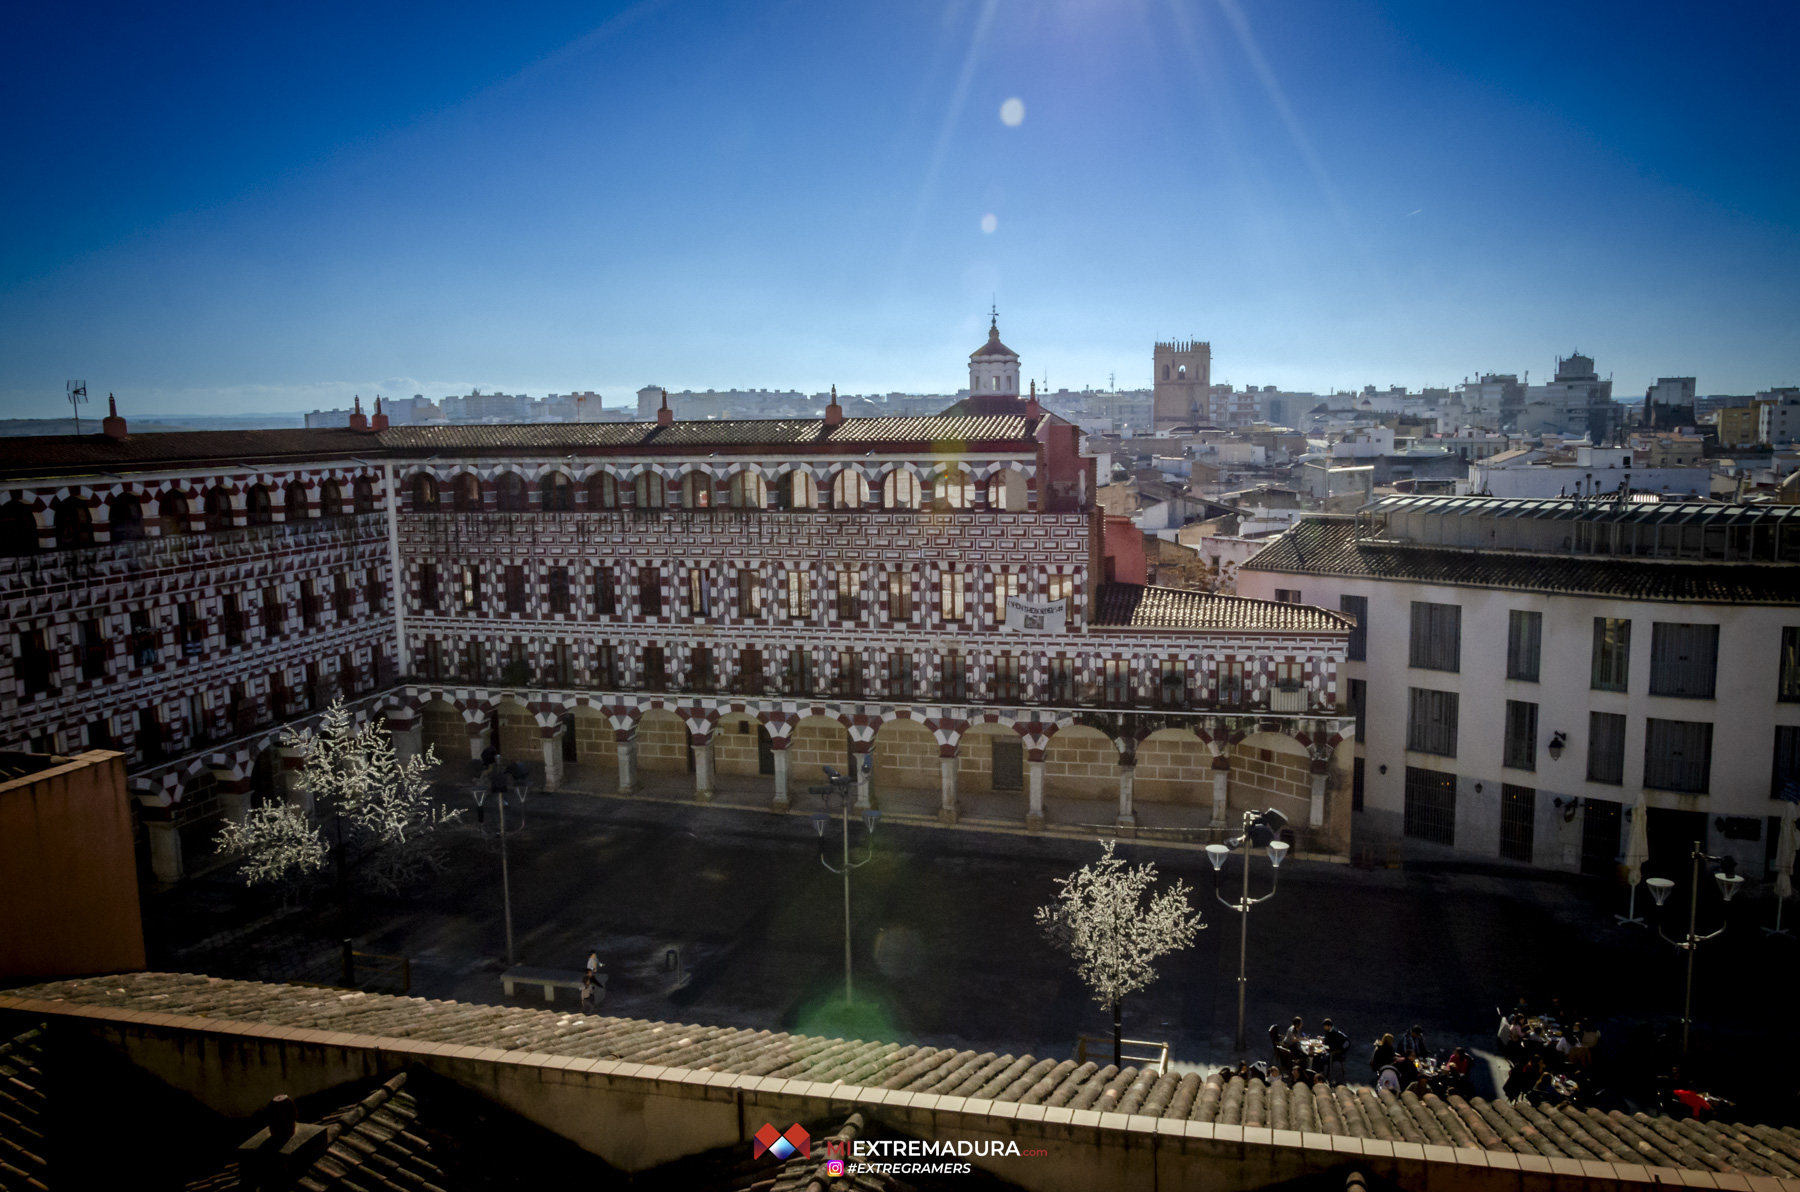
[216,700,456,901]
[1038,840,1206,1068]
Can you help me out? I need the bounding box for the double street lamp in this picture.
[1644,841,1744,1058]
[808,763,881,1006]
[473,765,529,968]
[1207,808,1291,1054]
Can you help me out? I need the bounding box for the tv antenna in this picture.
[66,381,89,433]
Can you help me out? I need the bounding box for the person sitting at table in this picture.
[1406,1073,1432,1099]
[1511,993,1532,1018]
[1282,1016,1306,1058]
[1444,1047,1471,1080]
[1321,1018,1349,1084]
[1370,1033,1397,1075]
[1289,1064,1312,1089]
[1403,1025,1429,1060]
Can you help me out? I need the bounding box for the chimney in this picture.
[824,385,843,427]
[656,388,673,426]
[348,395,369,431]
[1026,379,1042,421]
[370,394,389,431]
[101,393,128,439]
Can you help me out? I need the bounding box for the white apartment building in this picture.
[1240,494,1800,879]
[1470,445,1709,498]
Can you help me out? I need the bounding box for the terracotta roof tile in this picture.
[1091,582,1352,632]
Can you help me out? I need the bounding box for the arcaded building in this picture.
[2,331,1356,883]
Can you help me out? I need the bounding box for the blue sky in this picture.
[2,0,1796,417]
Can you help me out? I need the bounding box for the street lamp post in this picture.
[1644,840,1744,1058]
[473,771,527,968]
[809,763,880,1005]
[1207,808,1291,1055]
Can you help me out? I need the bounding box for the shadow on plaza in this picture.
[142,789,1800,1126]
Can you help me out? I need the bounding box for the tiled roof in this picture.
[378,416,1040,453]
[1092,582,1353,633]
[1241,517,1800,604]
[11,974,1800,1174]
[377,423,654,450]
[1364,492,1800,528]
[0,428,383,479]
[0,1026,47,1187]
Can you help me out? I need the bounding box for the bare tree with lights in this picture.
[1038,840,1206,1068]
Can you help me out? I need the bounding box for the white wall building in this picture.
[1239,495,1800,879]
[1471,445,1709,499]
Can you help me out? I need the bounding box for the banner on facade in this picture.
[1004,597,1066,633]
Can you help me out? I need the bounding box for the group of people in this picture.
[1265,1017,1471,1098]
[1496,993,1599,1105]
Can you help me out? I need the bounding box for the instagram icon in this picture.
[825,1158,846,1178]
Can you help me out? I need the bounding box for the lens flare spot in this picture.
[999,97,1025,126]
[980,213,997,234]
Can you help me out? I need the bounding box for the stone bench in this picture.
[501,966,606,1003]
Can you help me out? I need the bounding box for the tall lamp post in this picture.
[473,768,527,968]
[1206,808,1291,1054]
[1644,841,1743,1058]
[809,763,880,1005]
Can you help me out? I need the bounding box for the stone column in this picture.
[1026,757,1046,833]
[1117,764,1137,836]
[693,733,715,801]
[542,728,565,792]
[616,733,638,795]
[213,772,253,829]
[771,747,791,811]
[1211,758,1230,827]
[467,722,488,762]
[146,816,183,883]
[939,754,959,825]
[853,746,872,810]
[1309,763,1328,829]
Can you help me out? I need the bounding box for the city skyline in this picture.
[3,0,1798,418]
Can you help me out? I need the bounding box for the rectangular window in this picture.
[1406,687,1459,757]
[888,651,914,699]
[1352,756,1365,812]
[552,642,572,685]
[1580,799,1622,876]
[785,569,811,619]
[1274,588,1302,604]
[19,628,54,695]
[365,573,384,615]
[1649,623,1719,699]
[1506,611,1542,682]
[1044,573,1074,604]
[504,565,526,614]
[836,568,860,621]
[424,638,445,681]
[941,650,966,701]
[1587,711,1627,784]
[1408,602,1461,672]
[688,568,710,617]
[643,645,666,691]
[1774,725,1800,801]
[784,648,811,695]
[262,587,284,635]
[595,570,616,616]
[223,595,243,647]
[595,642,616,687]
[463,640,485,682]
[737,647,763,695]
[1218,660,1244,709]
[1158,658,1187,707]
[130,609,160,666]
[1644,718,1713,794]
[885,570,913,620]
[1591,617,1631,691]
[1340,594,1368,661]
[737,568,763,617]
[1048,656,1074,703]
[1503,700,1538,771]
[639,566,662,617]
[1500,785,1536,863]
[333,574,353,620]
[835,648,861,697]
[992,569,1020,621]
[940,571,965,620]
[994,652,1021,703]
[1348,678,1366,742]
[1103,658,1131,707]
[690,646,713,693]
[460,568,480,613]
[1403,767,1456,846]
[81,618,108,679]
[1782,628,1800,702]
[548,567,570,614]
[300,584,318,628]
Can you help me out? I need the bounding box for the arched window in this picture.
[935,469,974,510]
[158,491,190,537]
[774,471,815,511]
[110,493,144,541]
[54,496,94,548]
[495,473,528,512]
[1178,365,1187,380]
[728,471,766,509]
[882,471,922,510]
[680,471,714,510]
[246,485,273,526]
[352,476,376,514]
[587,473,617,509]
[830,470,870,509]
[318,479,344,517]
[282,481,309,522]
[204,485,233,531]
[0,502,37,556]
[540,471,574,511]
[634,471,666,509]
[411,473,440,513]
[452,473,482,512]
[986,470,1027,512]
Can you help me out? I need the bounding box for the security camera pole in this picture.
[1206,808,1291,1053]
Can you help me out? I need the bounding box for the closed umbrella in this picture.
[1766,799,1797,937]
[1616,793,1651,927]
